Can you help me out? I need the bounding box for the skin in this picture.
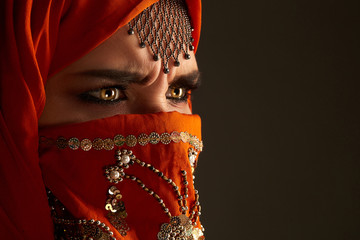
[39,26,200,127]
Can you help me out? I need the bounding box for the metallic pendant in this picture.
[157,214,204,240]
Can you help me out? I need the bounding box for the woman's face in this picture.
[39,26,200,127]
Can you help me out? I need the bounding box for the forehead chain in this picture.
[127,0,195,74]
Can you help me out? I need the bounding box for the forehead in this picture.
[62,25,198,78]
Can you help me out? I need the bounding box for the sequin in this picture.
[149,132,160,144]
[188,147,198,169]
[180,132,189,143]
[125,135,137,147]
[114,134,125,147]
[198,142,204,151]
[68,137,80,150]
[105,186,129,236]
[56,137,67,149]
[103,138,114,151]
[192,228,205,240]
[47,190,115,240]
[170,131,181,143]
[104,148,204,240]
[80,139,92,151]
[48,131,203,152]
[138,133,149,146]
[160,133,171,144]
[158,214,196,240]
[92,138,104,150]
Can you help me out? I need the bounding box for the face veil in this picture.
[0,0,201,238]
[39,112,204,239]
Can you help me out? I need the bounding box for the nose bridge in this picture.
[130,73,171,114]
[134,101,167,114]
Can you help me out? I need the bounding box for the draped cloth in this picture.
[0,1,201,238]
[39,111,203,240]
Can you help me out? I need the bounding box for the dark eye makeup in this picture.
[78,84,196,105]
[78,85,127,105]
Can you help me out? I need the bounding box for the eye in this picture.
[100,88,120,100]
[166,87,187,99]
[79,87,126,104]
[89,88,121,101]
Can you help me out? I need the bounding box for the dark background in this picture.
[193,1,360,239]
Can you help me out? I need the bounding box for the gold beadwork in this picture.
[43,131,203,152]
[104,148,203,239]
[125,135,137,147]
[114,135,125,147]
[80,139,92,151]
[170,131,181,143]
[104,138,115,151]
[180,131,188,143]
[149,132,160,144]
[68,137,80,150]
[157,214,199,240]
[188,147,198,173]
[92,138,104,150]
[105,186,129,236]
[160,133,171,145]
[137,133,149,146]
[47,190,116,240]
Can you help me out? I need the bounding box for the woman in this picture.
[0,0,204,239]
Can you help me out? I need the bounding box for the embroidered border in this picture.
[40,131,203,152]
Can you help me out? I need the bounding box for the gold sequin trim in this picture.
[160,133,171,145]
[47,190,116,240]
[68,137,80,150]
[171,131,181,143]
[149,132,161,144]
[80,139,92,151]
[138,133,149,146]
[114,135,125,147]
[104,138,115,151]
[42,132,203,152]
[93,138,104,150]
[126,135,137,147]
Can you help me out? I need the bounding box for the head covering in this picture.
[0,0,201,238]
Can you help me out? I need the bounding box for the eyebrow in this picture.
[74,69,201,88]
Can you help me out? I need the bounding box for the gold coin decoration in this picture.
[80,139,92,151]
[170,131,181,143]
[103,138,114,151]
[138,133,149,146]
[125,135,137,147]
[68,137,80,150]
[180,132,188,143]
[44,131,203,152]
[114,134,125,147]
[160,133,171,144]
[92,138,104,150]
[149,132,160,144]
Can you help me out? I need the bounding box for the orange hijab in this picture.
[0,0,201,238]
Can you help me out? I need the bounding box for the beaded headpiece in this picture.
[128,0,195,74]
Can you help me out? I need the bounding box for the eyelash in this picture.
[78,85,126,105]
[166,89,190,103]
[78,85,193,105]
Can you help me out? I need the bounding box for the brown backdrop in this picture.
[193,0,360,239]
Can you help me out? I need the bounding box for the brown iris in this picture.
[170,87,186,99]
[100,88,119,101]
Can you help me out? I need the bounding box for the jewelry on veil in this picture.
[128,0,195,74]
